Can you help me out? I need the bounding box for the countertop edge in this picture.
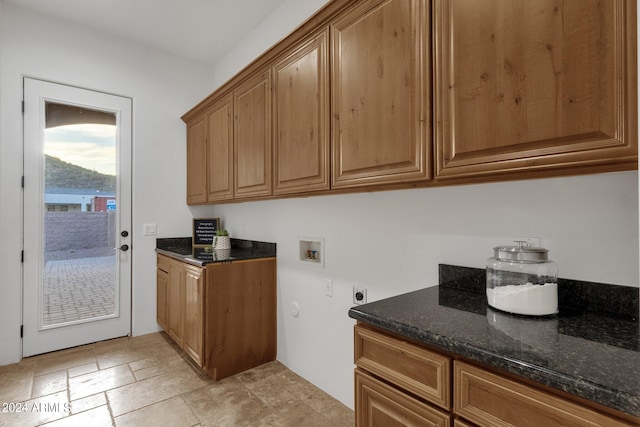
[348,308,640,418]
[155,248,205,266]
[155,248,277,267]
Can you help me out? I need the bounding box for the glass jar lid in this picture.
[493,241,549,261]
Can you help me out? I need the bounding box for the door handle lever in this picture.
[114,244,130,252]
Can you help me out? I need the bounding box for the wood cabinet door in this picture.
[434,0,638,180]
[207,95,234,202]
[183,265,204,366]
[234,70,272,198]
[331,0,430,188]
[356,369,451,427]
[186,113,208,204]
[156,267,168,331]
[167,259,184,347]
[273,29,330,195]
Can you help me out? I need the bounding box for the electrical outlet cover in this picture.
[353,286,367,305]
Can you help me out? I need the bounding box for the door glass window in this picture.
[42,102,118,327]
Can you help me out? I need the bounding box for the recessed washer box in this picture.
[299,237,324,267]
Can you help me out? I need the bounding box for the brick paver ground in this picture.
[42,255,116,326]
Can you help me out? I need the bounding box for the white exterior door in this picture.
[22,78,132,357]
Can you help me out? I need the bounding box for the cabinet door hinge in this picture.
[20,325,23,338]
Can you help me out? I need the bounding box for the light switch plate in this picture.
[143,223,157,236]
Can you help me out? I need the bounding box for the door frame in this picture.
[22,77,133,357]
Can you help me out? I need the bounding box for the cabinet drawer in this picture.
[454,361,634,427]
[355,324,451,410]
[157,254,170,272]
[356,369,450,427]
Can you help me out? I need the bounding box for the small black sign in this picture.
[192,218,220,247]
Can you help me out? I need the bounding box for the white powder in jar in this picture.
[486,282,558,316]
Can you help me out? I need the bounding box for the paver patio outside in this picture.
[42,255,116,326]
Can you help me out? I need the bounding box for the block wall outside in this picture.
[45,211,116,260]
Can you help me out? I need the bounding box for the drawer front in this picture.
[355,324,451,410]
[356,369,450,427]
[157,254,171,272]
[454,361,634,427]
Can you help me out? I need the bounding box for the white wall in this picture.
[207,0,640,409]
[209,172,639,406]
[0,2,214,365]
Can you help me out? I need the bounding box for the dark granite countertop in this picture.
[156,237,276,266]
[348,265,640,418]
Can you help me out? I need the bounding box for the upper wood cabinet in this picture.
[272,29,330,195]
[434,0,638,180]
[331,0,431,188]
[207,95,234,202]
[186,114,207,204]
[183,0,637,205]
[234,69,272,199]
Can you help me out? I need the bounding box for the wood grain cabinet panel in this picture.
[207,95,234,202]
[454,361,635,427]
[183,265,204,366]
[273,29,330,195]
[355,324,451,411]
[331,0,431,188]
[156,265,168,331]
[167,258,185,347]
[204,258,277,381]
[453,419,475,427]
[355,369,451,427]
[234,70,272,198]
[186,114,207,204]
[434,0,638,180]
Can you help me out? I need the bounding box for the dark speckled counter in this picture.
[348,265,640,418]
[156,237,276,266]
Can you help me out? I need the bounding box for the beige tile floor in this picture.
[0,332,353,427]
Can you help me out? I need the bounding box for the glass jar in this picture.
[486,241,558,316]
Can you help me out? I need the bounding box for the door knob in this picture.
[114,244,129,251]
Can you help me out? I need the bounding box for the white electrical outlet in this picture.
[325,279,333,297]
[291,302,300,317]
[353,286,367,305]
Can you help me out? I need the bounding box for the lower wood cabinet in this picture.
[157,254,276,379]
[204,258,277,380]
[354,323,638,427]
[355,368,450,427]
